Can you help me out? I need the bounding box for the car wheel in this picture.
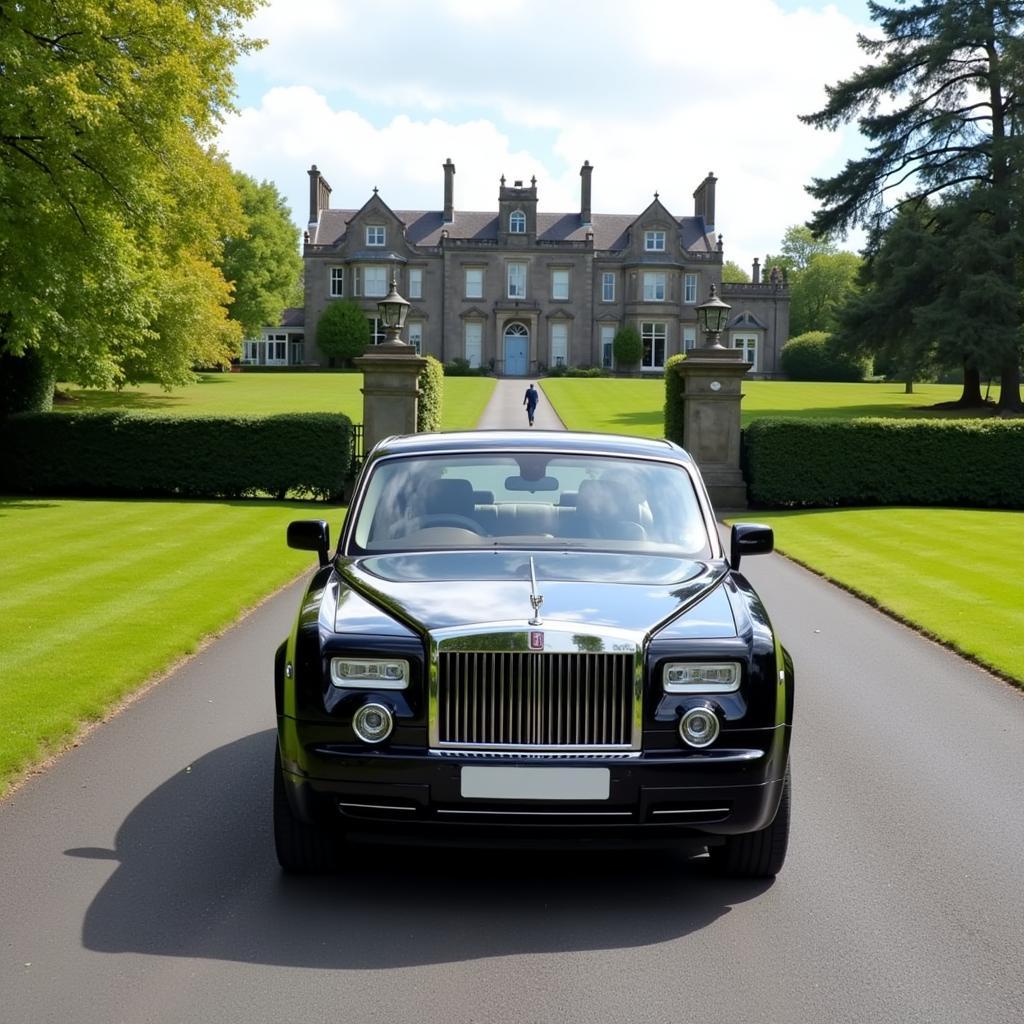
[710,768,790,879]
[273,746,339,873]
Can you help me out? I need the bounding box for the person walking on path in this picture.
[523,383,540,426]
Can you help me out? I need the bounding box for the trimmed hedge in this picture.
[744,418,1024,509]
[0,349,55,417]
[417,355,444,433]
[780,331,870,382]
[0,411,354,500]
[663,353,686,445]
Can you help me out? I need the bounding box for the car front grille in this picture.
[436,651,637,750]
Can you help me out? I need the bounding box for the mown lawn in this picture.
[732,507,1024,685]
[0,497,343,796]
[57,373,496,431]
[541,379,1000,436]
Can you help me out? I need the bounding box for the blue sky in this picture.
[220,0,879,269]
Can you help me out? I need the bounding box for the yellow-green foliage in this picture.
[418,356,445,432]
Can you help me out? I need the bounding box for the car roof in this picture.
[368,430,692,463]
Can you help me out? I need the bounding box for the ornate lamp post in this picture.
[376,275,411,348]
[695,283,732,349]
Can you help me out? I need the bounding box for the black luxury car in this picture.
[275,431,793,876]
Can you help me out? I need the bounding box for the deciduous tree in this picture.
[0,0,262,409]
[316,301,370,367]
[220,172,302,340]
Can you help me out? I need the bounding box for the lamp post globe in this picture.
[377,276,411,345]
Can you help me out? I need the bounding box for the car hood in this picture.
[338,550,729,635]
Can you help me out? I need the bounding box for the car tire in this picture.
[710,768,790,879]
[273,746,339,873]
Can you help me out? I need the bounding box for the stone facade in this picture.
[262,162,789,376]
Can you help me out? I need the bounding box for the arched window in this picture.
[509,209,526,233]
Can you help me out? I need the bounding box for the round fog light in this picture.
[353,702,394,744]
[679,706,720,748]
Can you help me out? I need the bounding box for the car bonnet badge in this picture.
[528,556,544,627]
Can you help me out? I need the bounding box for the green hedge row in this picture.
[0,411,355,500]
[663,353,686,446]
[744,418,1024,508]
[418,355,444,433]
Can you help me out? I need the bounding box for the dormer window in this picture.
[645,230,666,252]
[509,210,526,234]
[366,225,386,246]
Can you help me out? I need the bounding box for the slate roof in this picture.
[279,307,305,327]
[311,208,714,253]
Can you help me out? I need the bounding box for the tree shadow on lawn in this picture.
[0,498,60,516]
[69,730,772,969]
[56,389,188,411]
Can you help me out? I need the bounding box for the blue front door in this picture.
[504,326,529,376]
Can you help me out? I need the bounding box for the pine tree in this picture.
[802,0,1024,412]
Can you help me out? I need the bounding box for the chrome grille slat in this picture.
[437,652,635,750]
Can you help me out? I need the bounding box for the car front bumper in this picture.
[278,720,791,844]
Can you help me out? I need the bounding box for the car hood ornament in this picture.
[528,556,544,626]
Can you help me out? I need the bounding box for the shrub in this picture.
[613,326,642,367]
[547,365,609,378]
[417,355,444,433]
[663,353,687,445]
[0,411,354,500]
[743,418,1024,509]
[0,348,54,417]
[780,331,871,382]
[443,357,489,377]
[316,300,370,366]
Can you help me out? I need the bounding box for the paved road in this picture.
[2,389,1023,1023]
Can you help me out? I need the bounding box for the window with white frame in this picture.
[645,230,666,251]
[408,268,422,300]
[641,321,667,369]
[643,272,666,302]
[683,325,697,352]
[732,333,759,369]
[551,269,569,301]
[465,267,483,298]
[408,320,423,354]
[243,341,257,363]
[509,209,526,233]
[602,272,615,302]
[330,267,344,297]
[464,321,483,368]
[507,262,527,299]
[366,225,386,246]
[600,324,615,368]
[353,266,361,295]
[364,266,388,298]
[684,273,698,304]
[368,317,386,345]
[550,321,568,367]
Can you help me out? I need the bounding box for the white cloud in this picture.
[220,0,871,267]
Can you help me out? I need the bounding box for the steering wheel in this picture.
[416,514,484,533]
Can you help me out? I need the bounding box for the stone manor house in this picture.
[244,161,790,376]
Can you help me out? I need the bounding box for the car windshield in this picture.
[349,452,713,557]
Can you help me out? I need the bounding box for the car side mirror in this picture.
[730,523,773,571]
[288,520,331,567]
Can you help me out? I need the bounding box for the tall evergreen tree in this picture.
[801,0,1024,412]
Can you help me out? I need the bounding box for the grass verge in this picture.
[541,379,1001,436]
[731,507,1024,686]
[0,496,344,797]
[56,372,496,431]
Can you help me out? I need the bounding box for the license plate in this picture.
[460,766,610,801]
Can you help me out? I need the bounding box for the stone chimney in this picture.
[580,160,593,226]
[693,171,717,231]
[752,257,761,284]
[443,158,456,223]
[308,165,332,226]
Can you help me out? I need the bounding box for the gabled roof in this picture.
[311,207,714,253]
[728,310,769,330]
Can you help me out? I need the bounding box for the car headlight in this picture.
[330,658,409,690]
[663,662,741,694]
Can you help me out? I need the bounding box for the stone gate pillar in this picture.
[673,346,751,509]
[354,341,428,455]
